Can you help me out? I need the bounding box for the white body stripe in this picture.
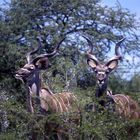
[39,89,76,113]
[108,93,140,119]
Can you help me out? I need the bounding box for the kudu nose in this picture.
[15,73,19,78]
[96,72,106,86]
[15,72,23,81]
[15,70,20,77]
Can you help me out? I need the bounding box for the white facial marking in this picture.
[98,71,105,75]
[21,68,30,73]
[101,81,104,84]
[31,83,37,97]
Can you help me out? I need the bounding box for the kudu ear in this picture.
[35,57,50,70]
[87,58,98,70]
[106,59,118,72]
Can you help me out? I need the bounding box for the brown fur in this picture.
[40,89,77,113]
[109,94,140,119]
[15,37,79,139]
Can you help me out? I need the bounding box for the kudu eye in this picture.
[29,65,35,70]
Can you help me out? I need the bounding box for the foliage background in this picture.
[0,0,140,139]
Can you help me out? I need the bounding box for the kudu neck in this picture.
[26,70,41,97]
[26,70,53,96]
[95,81,108,98]
[95,81,115,110]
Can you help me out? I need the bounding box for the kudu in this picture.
[15,37,77,139]
[15,37,76,113]
[84,37,140,119]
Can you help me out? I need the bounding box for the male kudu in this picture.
[15,37,77,139]
[84,37,140,119]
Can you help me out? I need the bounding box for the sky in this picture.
[102,0,140,79]
[0,0,139,20]
[102,0,140,19]
[0,0,139,18]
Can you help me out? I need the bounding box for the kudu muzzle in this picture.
[97,71,107,86]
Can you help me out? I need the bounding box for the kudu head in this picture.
[84,37,125,88]
[15,37,65,83]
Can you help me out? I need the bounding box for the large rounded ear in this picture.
[35,57,50,70]
[106,59,118,72]
[87,58,98,70]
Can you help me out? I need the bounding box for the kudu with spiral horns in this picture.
[84,37,140,119]
[15,37,78,139]
[15,37,76,114]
